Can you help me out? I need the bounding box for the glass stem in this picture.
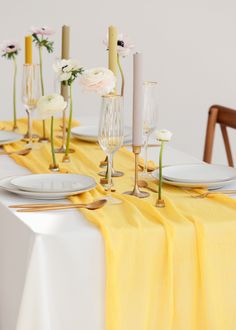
[26,110,30,137]
[62,81,68,149]
[158,141,164,200]
[51,116,57,167]
[13,56,17,129]
[62,109,66,149]
[107,153,112,196]
[117,54,125,96]
[39,46,46,138]
[143,134,149,173]
[65,83,73,157]
[28,110,32,145]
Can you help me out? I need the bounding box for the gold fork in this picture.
[191,190,236,199]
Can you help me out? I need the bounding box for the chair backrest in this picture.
[203,105,236,167]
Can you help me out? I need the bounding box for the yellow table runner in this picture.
[2,118,236,330]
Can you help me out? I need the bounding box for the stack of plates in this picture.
[0,174,96,200]
[71,125,132,143]
[153,164,236,189]
[0,130,23,145]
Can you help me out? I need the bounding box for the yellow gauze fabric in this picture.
[2,118,236,330]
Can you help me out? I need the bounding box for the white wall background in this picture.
[0,0,236,164]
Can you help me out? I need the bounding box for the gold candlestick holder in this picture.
[124,146,149,198]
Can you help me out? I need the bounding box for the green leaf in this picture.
[32,34,54,53]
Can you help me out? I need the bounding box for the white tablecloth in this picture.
[0,145,235,330]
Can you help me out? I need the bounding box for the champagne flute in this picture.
[98,95,124,205]
[141,81,158,176]
[22,64,41,147]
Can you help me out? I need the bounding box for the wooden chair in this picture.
[203,105,236,167]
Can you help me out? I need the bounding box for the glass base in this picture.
[123,190,150,198]
[98,170,124,177]
[54,147,75,154]
[38,137,50,143]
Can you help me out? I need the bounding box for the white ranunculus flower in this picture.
[37,94,67,120]
[156,129,173,142]
[80,67,116,95]
[53,59,80,82]
[59,72,72,82]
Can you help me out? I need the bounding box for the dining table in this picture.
[0,137,236,330]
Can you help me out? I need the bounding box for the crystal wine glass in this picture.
[22,64,41,147]
[141,81,158,176]
[98,95,124,205]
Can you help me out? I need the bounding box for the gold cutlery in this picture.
[138,180,158,193]
[138,163,158,172]
[10,199,107,212]
[0,148,31,156]
[191,190,236,199]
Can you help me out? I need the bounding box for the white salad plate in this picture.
[152,170,236,189]
[10,174,96,193]
[161,164,236,184]
[71,125,132,143]
[0,130,23,145]
[0,176,96,200]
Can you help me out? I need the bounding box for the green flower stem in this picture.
[50,116,57,167]
[13,56,17,129]
[117,54,125,96]
[39,46,46,138]
[65,83,73,157]
[158,141,164,200]
[39,46,44,95]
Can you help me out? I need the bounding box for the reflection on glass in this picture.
[141,81,158,176]
[22,64,40,146]
[98,95,124,205]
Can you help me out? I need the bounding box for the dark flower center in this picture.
[117,40,124,47]
[42,27,45,30]
[62,65,68,71]
[8,45,15,49]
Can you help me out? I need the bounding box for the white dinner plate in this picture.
[0,130,23,145]
[11,173,95,193]
[161,164,236,183]
[71,125,132,143]
[152,170,236,189]
[10,174,96,193]
[0,176,96,200]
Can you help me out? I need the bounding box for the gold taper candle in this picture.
[61,25,70,59]
[25,36,32,65]
[61,25,70,101]
[108,26,118,78]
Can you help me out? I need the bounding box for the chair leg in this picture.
[220,125,234,167]
[203,107,218,163]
